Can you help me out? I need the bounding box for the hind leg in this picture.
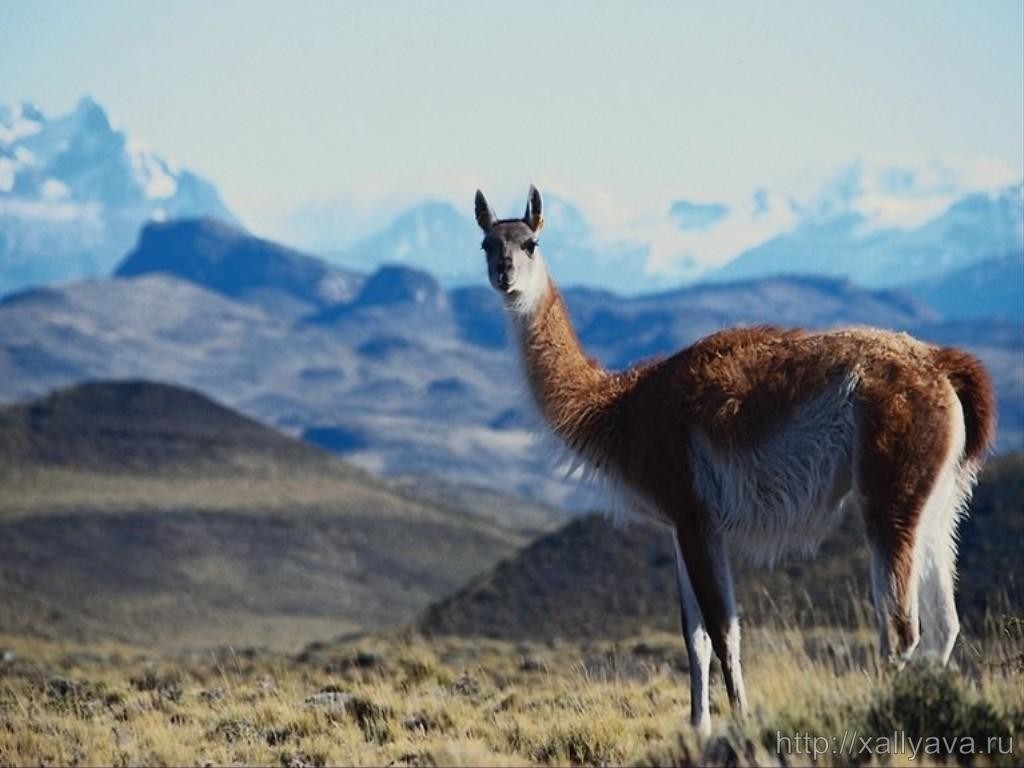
[860,398,960,666]
[918,463,971,663]
[918,541,959,663]
[865,534,921,665]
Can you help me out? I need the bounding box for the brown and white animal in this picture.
[474,185,996,735]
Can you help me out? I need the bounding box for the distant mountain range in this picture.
[710,183,1023,288]
[906,253,1023,321]
[322,181,1023,295]
[0,218,1020,509]
[0,98,236,294]
[5,97,1020,299]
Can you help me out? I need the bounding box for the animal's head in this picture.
[474,186,548,309]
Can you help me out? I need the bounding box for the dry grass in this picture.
[2,616,1021,767]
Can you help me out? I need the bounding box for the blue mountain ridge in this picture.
[2,218,1020,512]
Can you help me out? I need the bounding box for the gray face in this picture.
[481,220,538,293]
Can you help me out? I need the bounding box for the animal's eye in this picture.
[523,239,537,256]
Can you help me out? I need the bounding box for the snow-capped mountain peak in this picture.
[799,157,1019,233]
[0,96,237,294]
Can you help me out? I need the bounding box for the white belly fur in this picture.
[688,374,860,567]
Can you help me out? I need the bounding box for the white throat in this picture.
[506,251,550,318]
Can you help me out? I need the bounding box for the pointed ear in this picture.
[523,184,544,232]
[475,190,497,233]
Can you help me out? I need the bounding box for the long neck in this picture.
[509,275,625,466]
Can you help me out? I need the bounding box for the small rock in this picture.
[1,650,15,664]
[130,670,182,702]
[200,687,226,703]
[403,711,433,732]
[396,751,435,767]
[494,694,517,712]
[304,690,392,744]
[520,655,547,673]
[45,676,75,699]
[213,718,260,742]
[355,650,379,668]
[303,691,354,715]
[324,650,381,675]
[451,673,479,696]
[280,752,318,768]
[264,726,291,746]
[405,709,453,734]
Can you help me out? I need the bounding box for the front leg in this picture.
[672,532,713,736]
[675,523,747,718]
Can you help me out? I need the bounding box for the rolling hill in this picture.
[419,454,1024,641]
[0,381,530,649]
[0,378,319,470]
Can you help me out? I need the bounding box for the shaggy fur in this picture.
[474,186,997,734]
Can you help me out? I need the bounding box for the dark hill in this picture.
[115,218,361,310]
[419,514,676,641]
[0,381,527,649]
[0,379,319,471]
[420,454,1024,640]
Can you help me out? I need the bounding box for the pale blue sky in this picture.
[2,0,1021,238]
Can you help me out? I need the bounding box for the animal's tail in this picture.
[933,346,997,464]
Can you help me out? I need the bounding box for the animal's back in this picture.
[675,325,940,447]
[658,325,989,565]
